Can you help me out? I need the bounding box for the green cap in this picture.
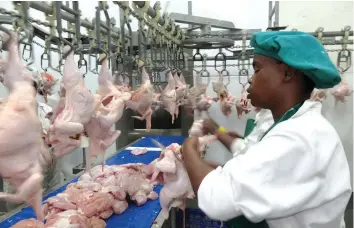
[250,31,341,89]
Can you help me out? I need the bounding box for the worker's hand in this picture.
[182,136,200,156]
[202,119,218,135]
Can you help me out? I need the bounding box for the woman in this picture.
[182,31,351,228]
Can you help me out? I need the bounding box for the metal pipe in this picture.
[268,1,273,27]
[187,30,354,40]
[132,1,181,37]
[60,4,80,16]
[274,1,279,27]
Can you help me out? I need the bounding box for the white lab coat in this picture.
[231,109,274,157]
[198,100,352,228]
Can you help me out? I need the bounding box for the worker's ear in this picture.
[283,67,296,82]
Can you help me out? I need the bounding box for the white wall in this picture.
[279,1,354,189]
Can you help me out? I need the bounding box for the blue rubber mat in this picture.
[0,136,186,228]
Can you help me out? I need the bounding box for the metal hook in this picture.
[178,47,185,70]
[200,54,210,84]
[193,49,203,74]
[78,53,88,77]
[41,52,50,72]
[337,26,352,73]
[221,69,230,88]
[214,48,226,74]
[238,69,249,88]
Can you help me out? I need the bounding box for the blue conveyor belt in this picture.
[0,136,186,228]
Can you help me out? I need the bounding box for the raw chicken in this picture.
[236,88,251,118]
[212,74,235,116]
[0,82,45,221]
[174,72,188,118]
[148,143,194,219]
[331,81,353,103]
[131,148,148,155]
[35,72,57,103]
[114,72,131,93]
[45,210,91,227]
[3,32,33,92]
[161,71,177,123]
[10,219,44,228]
[126,66,153,131]
[310,89,328,102]
[48,46,101,157]
[85,58,130,170]
[184,74,208,114]
[43,192,77,220]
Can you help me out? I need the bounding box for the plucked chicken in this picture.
[212,74,235,116]
[0,82,45,221]
[10,219,45,228]
[161,71,177,123]
[125,66,154,131]
[310,88,328,102]
[85,58,130,170]
[146,143,194,219]
[48,46,101,157]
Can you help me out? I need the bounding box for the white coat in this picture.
[231,109,274,157]
[198,100,352,228]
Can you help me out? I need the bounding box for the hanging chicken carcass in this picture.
[161,71,178,123]
[212,73,235,116]
[85,58,131,171]
[0,82,45,221]
[48,46,102,157]
[235,87,251,119]
[125,66,154,131]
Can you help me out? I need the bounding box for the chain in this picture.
[32,39,61,53]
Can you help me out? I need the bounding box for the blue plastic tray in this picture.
[0,136,186,228]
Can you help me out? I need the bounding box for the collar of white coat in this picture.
[254,109,273,124]
[291,100,322,119]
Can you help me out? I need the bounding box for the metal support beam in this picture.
[169,12,237,30]
[29,1,122,39]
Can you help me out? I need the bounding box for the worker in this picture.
[182,31,352,228]
[5,78,61,212]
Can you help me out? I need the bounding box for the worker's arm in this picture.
[203,119,244,152]
[182,137,215,192]
[196,129,330,222]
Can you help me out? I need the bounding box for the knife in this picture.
[150,138,167,150]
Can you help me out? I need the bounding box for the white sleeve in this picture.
[230,138,246,156]
[197,128,321,222]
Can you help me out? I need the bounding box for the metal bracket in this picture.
[337,26,352,73]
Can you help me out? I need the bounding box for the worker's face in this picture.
[247,55,285,109]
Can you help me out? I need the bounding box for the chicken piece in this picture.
[88,217,106,228]
[3,32,33,92]
[161,71,177,123]
[126,66,153,131]
[150,145,194,219]
[131,148,148,155]
[76,191,115,218]
[0,82,44,221]
[10,219,44,228]
[310,89,328,102]
[114,72,132,93]
[112,200,129,214]
[331,81,353,103]
[236,88,251,119]
[115,166,158,206]
[43,193,77,220]
[44,210,91,228]
[74,180,102,192]
[49,46,102,157]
